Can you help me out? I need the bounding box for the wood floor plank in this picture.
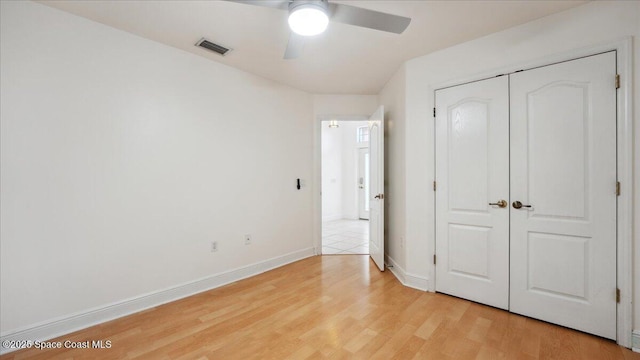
[2,255,637,360]
[369,324,417,360]
[390,335,425,360]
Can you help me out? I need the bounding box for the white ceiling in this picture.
[40,0,587,94]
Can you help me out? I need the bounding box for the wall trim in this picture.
[316,114,370,122]
[405,272,429,291]
[386,255,429,291]
[0,248,315,355]
[632,330,640,352]
[430,37,633,348]
[385,255,406,284]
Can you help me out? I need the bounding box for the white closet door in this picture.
[509,52,617,339]
[435,76,510,309]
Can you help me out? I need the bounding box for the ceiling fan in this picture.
[225,0,411,59]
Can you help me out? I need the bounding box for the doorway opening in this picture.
[321,119,370,255]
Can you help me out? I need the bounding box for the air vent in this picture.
[195,38,231,56]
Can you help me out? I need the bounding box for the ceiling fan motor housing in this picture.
[288,0,330,36]
[288,0,329,14]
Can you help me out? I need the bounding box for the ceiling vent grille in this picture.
[195,38,231,56]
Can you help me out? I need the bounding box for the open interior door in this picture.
[369,106,385,271]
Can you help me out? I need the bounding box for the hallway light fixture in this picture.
[288,0,329,36]
[328,120,339,128]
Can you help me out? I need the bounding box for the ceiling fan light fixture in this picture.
[288,1,329,36]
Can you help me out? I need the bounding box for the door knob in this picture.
[374,194,384,199]
[512,201,532,209]
[489,200,507,208]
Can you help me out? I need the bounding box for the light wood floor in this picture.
[3,255,638,360]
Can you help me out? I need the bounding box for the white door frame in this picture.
[430,37,633,347]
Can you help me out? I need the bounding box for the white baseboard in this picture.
[0,247,315,355]
[632,330,640,352]
[405,272,430,291]
[385,255,429,291]
[385,255,406,284]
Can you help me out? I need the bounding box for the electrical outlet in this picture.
[244,234,252,245]
[211,241,218,252]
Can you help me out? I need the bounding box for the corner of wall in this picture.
[385,255,428,291]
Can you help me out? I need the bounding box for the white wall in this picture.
[313,95,379,117]
[0,0,314,337]
[321,122,343,221]
[393,0,639,340]
[379,66,406,271]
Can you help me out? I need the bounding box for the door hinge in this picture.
[615,74,620,89]
[433,108,436,118]
[433,254,437,265]
[616,181,621,196]
[616,288,620,303]
[433,181,437,191]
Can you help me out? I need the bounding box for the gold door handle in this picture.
[489,200,507,208]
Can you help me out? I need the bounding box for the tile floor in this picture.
[322,219,369,255]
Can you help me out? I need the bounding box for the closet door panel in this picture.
[509,52,617,339]
[435,76,510,309]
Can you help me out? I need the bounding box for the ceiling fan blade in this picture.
[328,3,411,34]
[284,32,305,59]
[223,0,289,10]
